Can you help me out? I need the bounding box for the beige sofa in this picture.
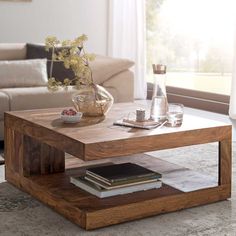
[0,44,134,140]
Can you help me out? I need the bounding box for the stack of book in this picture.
[70,163,162,198]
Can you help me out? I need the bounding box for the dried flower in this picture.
[45,35,95,91]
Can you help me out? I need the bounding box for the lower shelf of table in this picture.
[6,154,231,230]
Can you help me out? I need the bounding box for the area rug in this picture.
[0,143,236,236]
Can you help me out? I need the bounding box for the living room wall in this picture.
[0,0,108,55]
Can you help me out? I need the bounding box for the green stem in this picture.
[81,45,94,85]
[50,47,55,78]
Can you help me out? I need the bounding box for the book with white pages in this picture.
[70,176,162,198]
[84,174,158,190]
[85,162,162,185]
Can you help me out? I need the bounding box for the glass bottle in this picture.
[150,64,168,121]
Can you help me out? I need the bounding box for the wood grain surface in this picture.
[4,103,231,161]
[4,102,232,230]
[5,154,230,230]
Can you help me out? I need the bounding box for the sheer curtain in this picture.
[108,0,147,99]
[229,26,236,118]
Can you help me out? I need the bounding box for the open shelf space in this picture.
[30,173,181,212]
[65,153,219,193]
[6,152,227,230]
[14,154,224,230]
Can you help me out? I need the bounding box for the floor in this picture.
[0,106,236,235]
[0,143,235,236]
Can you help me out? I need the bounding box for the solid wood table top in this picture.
[5,103,231,160]
[5,103,229,143]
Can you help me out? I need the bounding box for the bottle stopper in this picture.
[152,64,166,74]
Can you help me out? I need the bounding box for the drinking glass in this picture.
[166,103,184,127]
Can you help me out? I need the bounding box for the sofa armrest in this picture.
[90,55,134,85]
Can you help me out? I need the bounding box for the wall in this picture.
[0,0,108,55]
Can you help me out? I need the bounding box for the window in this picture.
[146,0,235,96]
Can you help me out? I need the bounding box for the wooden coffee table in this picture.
[4,103,232,230]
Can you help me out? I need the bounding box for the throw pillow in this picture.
[0,59,48,88]
[0,43,26,60]
[26,43,74,83]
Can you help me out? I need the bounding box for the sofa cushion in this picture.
[0,91,10,120]
[26,43,75,83]
[26,44,134,85]
[0,43,26,60]
[90,55,134,84]
[0,59,48,88]
[0,86,79,111]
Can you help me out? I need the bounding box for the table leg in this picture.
[218,131,232,196]
[5,127,65,178]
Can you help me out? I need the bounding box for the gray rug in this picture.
[0,143,236,236]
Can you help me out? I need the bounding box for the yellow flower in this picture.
[61,40,71,47]
[45,36,59,51]
[45,34,96,91]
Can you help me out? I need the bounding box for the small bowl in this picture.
[61,112,83,123]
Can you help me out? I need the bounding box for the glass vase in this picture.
[71,84,114,117]
[150,64,168,121]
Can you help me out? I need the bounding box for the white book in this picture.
[70,176,162,198]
